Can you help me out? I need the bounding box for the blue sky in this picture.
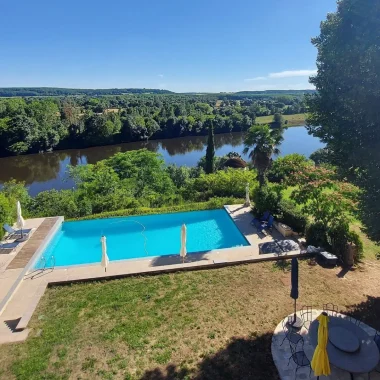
[1,0,337,92]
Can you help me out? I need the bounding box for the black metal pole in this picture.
[294,298,297,323]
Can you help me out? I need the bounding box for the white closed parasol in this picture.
[16,201,25,238]
[100,235,109,272]
[180,224,187,263]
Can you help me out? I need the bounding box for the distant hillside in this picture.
[232,90,316,97]
[0,87,174,97]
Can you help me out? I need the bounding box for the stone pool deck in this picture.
[0,205,307,344]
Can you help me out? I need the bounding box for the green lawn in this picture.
[1,260,379,380]
[256,113,306,127]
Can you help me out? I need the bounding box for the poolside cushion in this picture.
[259,242,283,255]
[276,239,300,252]
[259,240,300,255]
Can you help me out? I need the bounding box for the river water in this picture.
[0,126,324,196]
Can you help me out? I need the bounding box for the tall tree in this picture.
[243,124,283,187]
[306,0,380,240]
[272,113,284,129]
[205,121,215,174]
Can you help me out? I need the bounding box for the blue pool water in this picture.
[35,209,249,268]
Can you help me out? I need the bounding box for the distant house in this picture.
[103,108,120,114]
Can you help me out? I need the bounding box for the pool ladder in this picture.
[39,255,56,271]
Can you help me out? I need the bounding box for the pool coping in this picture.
[0,216,63,316]
[32,208,250,270]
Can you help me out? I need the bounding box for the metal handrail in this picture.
[50,255,56,269]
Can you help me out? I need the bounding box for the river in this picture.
[0,126,324,196]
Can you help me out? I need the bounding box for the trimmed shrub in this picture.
[329,222,364,263]
[305,222,329,248]
[277,199,308,233]
[252,185,281,215]
[69,197,244,221]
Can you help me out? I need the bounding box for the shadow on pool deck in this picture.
[149,251,211,267]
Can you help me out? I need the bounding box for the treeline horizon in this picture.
[0,87,315,98]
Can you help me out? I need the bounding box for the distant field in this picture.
[256,113,306,127]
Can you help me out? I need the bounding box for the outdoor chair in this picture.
[300,305,313,331]
[287,337,312,377]
[3,224,32,240]
[323,303,338,317]
[260,211,270,222]
[250,210,270,226]
[279,318,303,347]
[254,215,274,234]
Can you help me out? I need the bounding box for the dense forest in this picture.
[0,93,306,157]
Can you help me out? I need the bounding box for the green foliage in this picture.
[306,0,380,241]
[289,166,359,230]
[243,124,284,187]
[104,150,175,199]
[0,93,305,157]
[205,123,215,174]
[188,168,257,202]
[252,185,281,215]
[0,181,31,238]
[277,199,308,233]
[305,222,329,248]
[29,190,90,219]
[0,194,13,240]
[69,198,243,221]
[309,148,333,166]
[268,154,312,183]
[328,222,364,263]
[271,113,284,129]
[165,165,202,188]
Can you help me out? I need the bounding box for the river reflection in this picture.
[0,128,324,195]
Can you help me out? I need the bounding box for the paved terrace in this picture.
[272,310,380,380]
[0,205,306,344]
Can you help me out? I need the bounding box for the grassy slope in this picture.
[1,261,380,380]
[256,113,306,127]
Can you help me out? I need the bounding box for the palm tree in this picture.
[243,124,284,187]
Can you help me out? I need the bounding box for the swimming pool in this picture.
[34,209,249,268]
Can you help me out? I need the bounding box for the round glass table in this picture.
[309,316,379,378]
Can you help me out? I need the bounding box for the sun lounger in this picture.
[0,241,20,251]
[3,224,32,239]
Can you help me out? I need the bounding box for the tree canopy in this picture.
[306,0,380,240]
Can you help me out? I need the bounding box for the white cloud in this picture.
[268,69,317,78]
[158,74,164,78]
[244,76,267,82]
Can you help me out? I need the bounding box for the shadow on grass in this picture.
[345,295,380,331]
[139,332,278,380]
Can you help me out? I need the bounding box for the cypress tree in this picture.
[205,121,215,174]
